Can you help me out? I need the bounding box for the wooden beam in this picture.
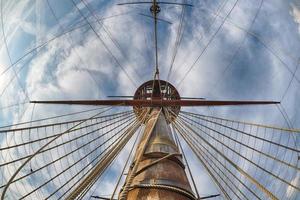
[30,99,280,107]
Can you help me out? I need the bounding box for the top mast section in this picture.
[151,0,160,79]
[117,1,193,79]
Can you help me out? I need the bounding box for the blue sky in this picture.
[0,0,300,199]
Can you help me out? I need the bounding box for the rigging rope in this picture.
[80,0,142,82]
[20,117,135,200]
[0,0,30,101]
[119,108,158,200]
[173,121,256,200]
[181,110,300,132]
[209,0,264,95]
[177,0,239,87]
[0,112,133,154]
[110,126,143,200]
[75,125,134,200]
[280,59,300,102]
[201,5,300,85]
[65,109,148,199]
[172,122,231,200]
[0,101,30,113]
[166,0,187,82]
[0,106,126,199]
[0,106,110,130]
[0,9,136,78]
[70,0,137,87]
[173,125,200,199]
[0,113,134,174]
[174,118,279,200]
[173,110,299,200]
[48,118,136,199]
[46,0,103,94]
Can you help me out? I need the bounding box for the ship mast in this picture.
[2,1,300,200]
[27,1,281,199]
[119,108,195,199]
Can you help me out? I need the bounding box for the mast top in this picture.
[133,80,180,122]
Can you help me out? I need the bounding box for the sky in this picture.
[0,0,300,199]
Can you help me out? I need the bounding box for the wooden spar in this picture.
[30,99,280,107]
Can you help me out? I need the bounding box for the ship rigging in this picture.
[0,0,299,199]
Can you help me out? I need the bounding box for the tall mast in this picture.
[119,108,195,199]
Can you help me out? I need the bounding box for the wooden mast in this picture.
[119,108,195,200]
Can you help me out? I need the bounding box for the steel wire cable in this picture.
[65,114,144,199]
[0,0,30,101]
[173,119,264,199]
[177,0,239,87]
[0,112,134,183]
[18,117,136,199]
[171,121,231,200]
[46,0,104,93]
[0,112,133,154]
[2,114,135,198]
[179,113,299,170]
[0,106,113,130]
[174,117,279,199]
[178,114,299,190]
[0,9,137,78]
[59,109,148,199]
[0,114,135,183]
[208,0,264,96]
[200,5,300,85]
[80,0,142,82]
[177,113,299,199]
[0,105,117,198]
[47,119,137,199]
[110,126,144,200]
[70,0,137,87]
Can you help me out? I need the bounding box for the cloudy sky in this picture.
[0,0,300,199]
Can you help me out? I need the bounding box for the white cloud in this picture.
[1,0,300,199]
[291,3,300,34]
